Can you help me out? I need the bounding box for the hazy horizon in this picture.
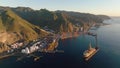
[0,0,120,16]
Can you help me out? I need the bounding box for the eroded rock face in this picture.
[0,32,19,44]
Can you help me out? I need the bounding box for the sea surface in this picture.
[0,17,120,68]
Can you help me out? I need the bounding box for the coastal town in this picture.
[0,23,97,60]
[0,25,81,58]
[0,33,60,59]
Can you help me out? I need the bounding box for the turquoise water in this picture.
[0,18,120,68]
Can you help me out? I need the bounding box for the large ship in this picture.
[83,33,99,61]
[83,43,99,61]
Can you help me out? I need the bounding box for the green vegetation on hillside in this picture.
[9,7,110,33]
[0,9,49,44]
[0,6,110,42]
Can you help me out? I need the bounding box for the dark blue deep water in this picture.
[0,18,120,68]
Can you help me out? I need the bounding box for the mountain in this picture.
[9,7,110,33]
[0,6,110,34]
[0,9,48,45]
[97,15,111,20]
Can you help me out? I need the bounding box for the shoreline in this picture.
[0,53,14,60]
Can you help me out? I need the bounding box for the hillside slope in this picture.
[0,9,48,44]
[0,7,111,34]
[10,7,110,33]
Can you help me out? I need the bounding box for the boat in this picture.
[34,57,40,61]
[87,32,97,36]
[83,43,99,61]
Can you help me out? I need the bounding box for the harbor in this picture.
[0,23,97,60]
